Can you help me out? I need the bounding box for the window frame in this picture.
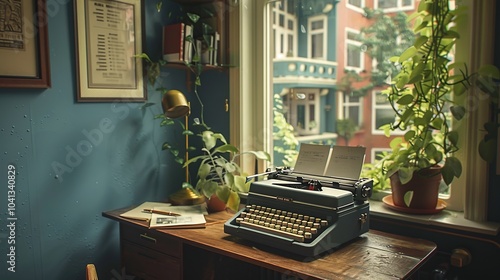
[272,0,297,58]
[291,89,321,135]
[345,28,364,72]
[307,15,327,60]
[375,0,415,13]
[371,90,405,135]
[347,0,366,13]
[339,92,362,127]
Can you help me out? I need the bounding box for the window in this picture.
[345,29,363,71]
[372,91,400,135]
[272,0,297,58]
[376,0,414,12]
[340,93,362,127]
[234,0,495,221]
[347,0,366,13]
[288,90,320,135]
[308,16,327,59]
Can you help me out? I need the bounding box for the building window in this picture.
[376,0,414,12]
[346,29,363,71]
[347,0,366,13]
[341,93,362,127]
[308,15,327,59]
[287,90,320,135]
[272,1,297,58]
[372,91,400,135]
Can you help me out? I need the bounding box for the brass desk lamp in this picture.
[162,90,205,205]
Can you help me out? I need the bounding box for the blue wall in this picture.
[0,0,228,279]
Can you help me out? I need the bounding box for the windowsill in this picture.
[370,199,500,236]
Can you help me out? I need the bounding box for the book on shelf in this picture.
[120,201,207,229]
[162,23,193,63]
[197,1,226,65]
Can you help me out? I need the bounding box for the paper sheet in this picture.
[291,144,366,180]
[324,146,366,180]
[292,143,332,175]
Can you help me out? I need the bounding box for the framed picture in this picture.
[0,0,51,88]
[74,0,146,102]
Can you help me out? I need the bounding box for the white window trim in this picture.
[229,0,271,173]
[292,89,321,135]
[272,1,297,58]
[338,92,363,127]
[346,0,366,14]
[371,90,405,135]
[307,15,327,60]
[374,0,415,13]
[345,28,364,72]
[232,0,494,224]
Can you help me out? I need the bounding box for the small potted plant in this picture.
[184,129,270,213]
[372,0,498,210]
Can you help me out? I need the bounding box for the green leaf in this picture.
[478,64,500,79]
[202,131,217,150]
[233,175,249,193]
[197,163,211,180]
[450,106,466,121]
[447,131,459,147]
[398,167,413,185]
[389,56,400,63]
[445,156,462,177]
[155,2,162,13]
[389,137,403,150]
[396,94,414,105]
[413,36,428,49]
[478,138,497,162]
[408,62,425,84]
[403,191,414,207]
[246,150,272,161]
[404,130,416,142]
[453,82,467,96]
[170,148,179,157]
[226,191,240,213]
[161,142,171,150]
[430,118,443,130]
[424,142,437,156]
[399,46,417,62]
[160,118,174,126]
[443,30,460,39]
[174,157,184,165]
[476,75,498,95]
[214,144,239,154]
[186,13,200,24]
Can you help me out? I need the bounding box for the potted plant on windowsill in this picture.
[371,0,499,211]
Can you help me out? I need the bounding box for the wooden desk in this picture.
[103,207,437,280]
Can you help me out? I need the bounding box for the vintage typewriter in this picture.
[224,165,373,257]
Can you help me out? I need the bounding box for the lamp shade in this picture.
[162,90,190,118]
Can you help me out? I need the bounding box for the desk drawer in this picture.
[120,224,182,258]
[122,241,181,280]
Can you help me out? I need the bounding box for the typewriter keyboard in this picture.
[235,204,329,243]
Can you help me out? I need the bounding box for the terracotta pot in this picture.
[206,194,226,213]
[390,166,442,209]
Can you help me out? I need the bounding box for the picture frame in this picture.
[74,0,146,102]
[0,0,51,88]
